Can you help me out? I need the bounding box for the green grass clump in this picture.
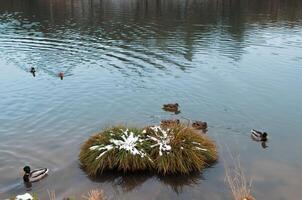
[79,126,153,176]
[146,125,217,174]
[79,125,217,176]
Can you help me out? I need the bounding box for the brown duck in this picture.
[192,121,208,130]
[162,103,179,112]
[160,119,180,127]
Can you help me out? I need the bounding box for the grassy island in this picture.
[79,124,217,176]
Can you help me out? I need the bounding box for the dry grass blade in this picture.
[83,189,105,200]
[47,190,56,200]
[180,116,191,127]
[224,154,255,200]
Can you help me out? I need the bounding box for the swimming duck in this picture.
[162,103,179,112]
[192,121,208,130]
[58,72,64,80]
[251,129,268,142]
[30,67,36,77]
[160,119,180,127]
[23,166,49,183]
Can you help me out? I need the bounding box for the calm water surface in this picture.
[1,0,302,199]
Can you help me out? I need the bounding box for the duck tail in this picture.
[251,129,258,134]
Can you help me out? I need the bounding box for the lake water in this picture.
[0,0,302,199]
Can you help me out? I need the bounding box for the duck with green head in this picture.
[251,129,268,142]
[23,166,49,183]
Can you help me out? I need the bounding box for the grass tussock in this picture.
[79,126,153,176]
[83,189,106,200]
[79,124,217,176]
[146,124,217,174]
[225,156,255,200]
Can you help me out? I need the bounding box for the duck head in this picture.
[30,67,35,72]
[23,166,31,183]
[260,132,268,142]
[23,166,31,173]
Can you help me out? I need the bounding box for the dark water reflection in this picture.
[90,171,203,194]
[1,0,302,199]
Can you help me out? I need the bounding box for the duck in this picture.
[251,129,268,142]
[58,72,64,80]
[192,121,208,130]
[162,103,179,112]
[23,166,49,183]
[30,67,36,77]
[160,119,180,127]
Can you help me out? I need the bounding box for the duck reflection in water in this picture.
[58,72,64,80]
[261,141,268,149]
[30,67,36,77]
[89,171,203,194]
[24,181,32,189]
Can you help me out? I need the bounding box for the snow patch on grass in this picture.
[90,129,148,159]
[147,126,173,156]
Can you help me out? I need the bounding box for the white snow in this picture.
[147,126,172,156]
[192,142,208,151]
[90,129,148,159]
[90,126,210,160]
[15,193,33,200]
[110,129,145,156]
[90,144,114,159]
[194,147,208,152]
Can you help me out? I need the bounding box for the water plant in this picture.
[79,124,217,176]
[225,156,255,200]
[79,126,153,176]
[83,189,106,200]
[146,125,217,174]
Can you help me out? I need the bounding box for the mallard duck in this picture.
[192,121,208,130]
[251,129,268,142]
[58,72,64,80]
[160,119,180,127]
[23,166,49,183]
[30,67,36,77]
[162,103,179,112]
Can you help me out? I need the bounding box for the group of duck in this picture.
[29,67,64,80]
[161,103,208,132]
[161,103,268,142]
